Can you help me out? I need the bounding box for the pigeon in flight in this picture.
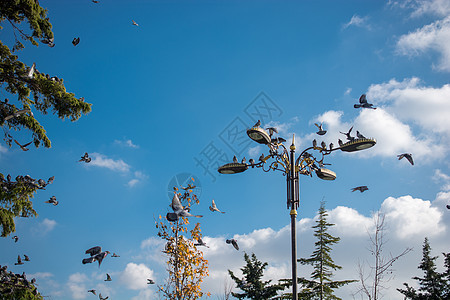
[209,199,225,213]
[85,246,102,257]
[132,20,139,26]
[41,37,55,47]
[14,140,32,151]
[47,176,55,184]
[147,279,155,284]
[83,246,110,267]
[104,273,112,281]
[397,153,414,165]
[15,255,23,265]
[92,0,99,3]
[266,127,278,137]
[171,193,202,219]
[194,237,209,248]
[88,289,96,295]
[27,62,36,79]
[79,152,91,163]
[111,253,120,257]
[226,239,239,251]
[24,254,30,261]
[354,94,376,109]
[99,293,109,300]
[45,196,58,206]
[340,126,355,142]
[72,37,80,46]
[314,123,327,135]
[82,256,96,264]
[12,236,18,243]
[351,186,369,193]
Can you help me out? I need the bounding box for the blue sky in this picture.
[1,0,450,299]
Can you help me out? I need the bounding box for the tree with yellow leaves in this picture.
[156,183,210,300]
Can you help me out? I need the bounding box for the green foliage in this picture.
[397,238,450,299]
[0,265,43,299]
[0,0,91,237]
[279,201,356,300]
[229,252,285,300]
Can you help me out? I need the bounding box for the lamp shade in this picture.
[246,127,271,145]
[218,163,248,174]
[316,168,336,180]
[339,138,376,152]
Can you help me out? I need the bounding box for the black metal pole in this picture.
[289,141,298,300]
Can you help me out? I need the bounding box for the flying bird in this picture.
[147,279,155,284]
[397,153,414,165]
[83,246,110,267]
[194,237,209,248]
[15,255,23,265]
[12,236,18,243]
[104,273,112,281]
[166,212,179,222]
[92,0,99,3]
[340,126,355,142]
[209,199,225,213]
[85,246,102,257]
[88,289,96,295]
[14,140,32,151]
[47,176,55,184]
[79,152,91,163]
[82,256,96,265]
[99,293,109,300]
[171,193,202,218]
[446,205,450,210]
[111,253,120,257]
[45,196,58,206]
[27,62,36,79]
[266,127,278,137]
[132,20,139,26]
[351,186,369,193]
[94,251,110,267]
[72,37,80,46]
[226,239,239,251]
[314,123,327,135]
[354,94,376,109]
[24,254,30,261]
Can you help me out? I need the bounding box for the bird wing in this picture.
[359,94,367,104]
[86,246,102,256]
[314,123,321,129]
[232,240,239,250]
[22,141,33,147]
[406,155,414,165]
[171,193,183,212]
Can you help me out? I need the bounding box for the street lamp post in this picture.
[218,121,376,300]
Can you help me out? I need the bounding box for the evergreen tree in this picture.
[279,201,356,299]
[0,0,91,237]
[397,238,450,299]
[229,252,285,299]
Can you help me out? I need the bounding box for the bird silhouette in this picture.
[24,254,30,261]
[320,141,327,149]
[15,255,23,265]
[171,193,202,219]
[85,246,102,257]
[314,123,327,135]
[340,126,355,141]
[132,20,139,26]
[47,176,55,184]
[83,246,110,267]
[356,131,366,139]
[446,205,450,210]
[45,196,58,206]
[104,273,112,281]
[397,153,414,165]
[12,235,18,243]
[209,199,225,213]
[233,156,238,163]
[79,152,91,163]
[266,127,278,137]
[88,289,96,295]
[147,279,155,284]
[72,37,80,46]
[271,137,286,144]
[13,140,32,152]
[194,237,209,248]
[248,158,255,166]
[226,239,239,251]
[92,0,99,3]
[351,186,369,193]
[111,253,120,257]
[99,293,109,300]
[354,94,376,109]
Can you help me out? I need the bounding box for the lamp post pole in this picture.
[289,139,299,300]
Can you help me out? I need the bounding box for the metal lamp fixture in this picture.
[218,119,376,300]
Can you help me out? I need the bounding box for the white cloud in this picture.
[67,273,88,299]
[248,145,262,157]
[89,152,131,172]
[40,218,57,234]
[127,171,149,187]
[396,16,450,71]
[0,144,7,154]
[119,263,155,290]
[343,14,370,29]
[131,289,158,300]
[114,139,139,149]
[433,169,450,191]
[388,0,450,17]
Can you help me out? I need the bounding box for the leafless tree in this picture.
[353,211,412,300]
[217,276,234,300]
